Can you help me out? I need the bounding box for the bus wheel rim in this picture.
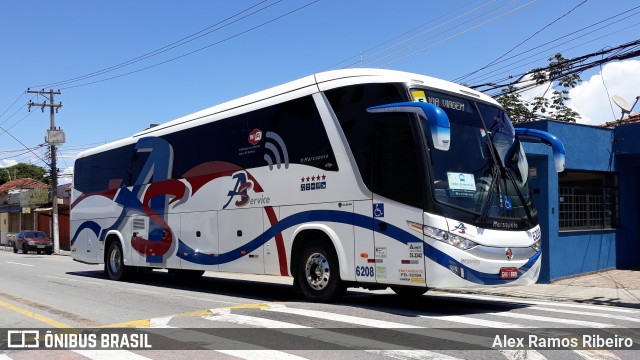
[305,252,330,290]
[109,246,121,274]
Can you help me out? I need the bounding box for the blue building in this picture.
[518,115,640,282]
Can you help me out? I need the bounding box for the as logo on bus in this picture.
[224,172,252,209]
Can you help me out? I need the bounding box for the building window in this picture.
[558,171,618,230]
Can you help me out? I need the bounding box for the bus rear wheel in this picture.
[298,240,345,302]
[105,241,129,281]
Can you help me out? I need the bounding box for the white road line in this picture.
[0,354,12,360]
[433,292,640,314]
[574,349,623,360]
[418,314,534,328]
[217,350,309,359]
[149,316,173,328]
[40,275,101,285]
[527,306,640,324]
[73,350,152,360]
[488,311,616,328]
[259,303,496,349]
[500,349,547,360]
[264,303,422,328]
[205,308,307,328]
[366,349,464,360]
[6,261,33,267]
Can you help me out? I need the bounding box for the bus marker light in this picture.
[360,253,368,258]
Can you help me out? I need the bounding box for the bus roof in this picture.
[76,68,497,159]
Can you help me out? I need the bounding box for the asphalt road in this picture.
[0,250,639,360]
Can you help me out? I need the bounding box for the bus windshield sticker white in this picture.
[447,172,476,198]
[447,172,475,190]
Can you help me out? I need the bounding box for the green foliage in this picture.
[499,53,582,124]
[0,163,49,185]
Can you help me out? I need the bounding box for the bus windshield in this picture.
[412,89,535,226]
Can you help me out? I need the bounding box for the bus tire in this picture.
[105,240,129,281]
[298,240,345,302]
[391,286,427,297]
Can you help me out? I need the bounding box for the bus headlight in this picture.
[531,239,541,252]
[408,221,478,251]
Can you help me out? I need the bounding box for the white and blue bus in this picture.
[71,69,565,301]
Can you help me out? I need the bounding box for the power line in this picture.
[377,0,539,68]
[461,3,640,85]
[478,39,640,96]
[32,0,277,89]
[50,1,320,90]
[455,0,588,83]
[322,0,494,70]
[360,0,522,68]
[466,21,640,88]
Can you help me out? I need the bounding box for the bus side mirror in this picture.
[515,128,566,172]
[367,102,451,151]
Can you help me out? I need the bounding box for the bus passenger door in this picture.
[218,208,264,274]
[369,114,428,287]
[372,197,426,287]
[354,200,376,283]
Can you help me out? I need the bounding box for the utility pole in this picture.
[27,89,64,254]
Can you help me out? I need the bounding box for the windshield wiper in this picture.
[478,164,501,224]
[504,168,534,226]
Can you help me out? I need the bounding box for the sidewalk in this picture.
[439,267,640,309]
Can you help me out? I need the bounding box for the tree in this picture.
[498,53,582,124]
[0,163,49,185]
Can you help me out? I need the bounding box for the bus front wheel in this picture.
[105,241,129,281]
[298,240,345,302]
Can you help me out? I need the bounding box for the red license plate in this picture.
[500,267,519,279]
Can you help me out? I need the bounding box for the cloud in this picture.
[568,60,640,126]
[0,159,18,168]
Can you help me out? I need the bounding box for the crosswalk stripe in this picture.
[259,303,496,349]
[217,350,309,359]
[500,349,547,360]
[205,308,307,328]
[149,315,173,328]
[432,293,640,314]
[573,349,622,360]
[264,303,422,328]
[488,311,615,328]
[72,350,152,360]
[366,349,464,360]
[204,308,417,350]
[418,314,534,328]
[527,306,640,324]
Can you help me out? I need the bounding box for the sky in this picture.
[1,0,639,182]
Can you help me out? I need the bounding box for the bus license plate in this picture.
[500,267,518,279]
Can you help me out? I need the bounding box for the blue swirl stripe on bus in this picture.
[176,209,538,285]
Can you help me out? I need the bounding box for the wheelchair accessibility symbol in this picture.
[373,203,384,218]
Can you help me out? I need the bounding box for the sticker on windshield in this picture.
[447,172,475,191]
[447,172,476,198]
[411,90,427,103]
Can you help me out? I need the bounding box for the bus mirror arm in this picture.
[514,128,566,172]
[367,102,451,151]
